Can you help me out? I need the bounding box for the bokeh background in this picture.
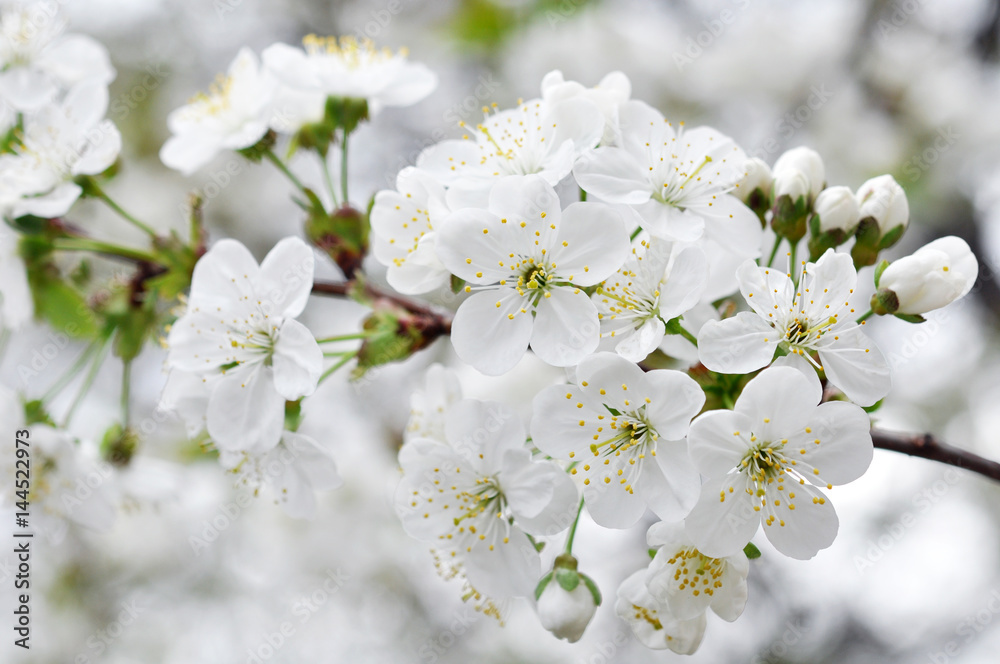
[3,0,1000,662]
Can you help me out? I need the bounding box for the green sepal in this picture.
[325,96,370,136]
[305,203,369,279]
[580,573,602,606]
[770,193,809,244]
[284,400,303,432]
[555,567,580,592]
[112,305,157,361]
[878,224,905,250]
[894,312,926,324]
[863,398,884,414]
[648,548,657,560]
[450,274,466,294]
[873,259,890,288]
[850,217,881,268]
[100,423,138,466]
[743,542,762,560]
[236,129,277,163]
[534,571,553,602]
[22,399,55,427]
[27,269,99,339]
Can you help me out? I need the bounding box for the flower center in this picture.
[739,440,788,485]
[664,547,725,598]
[302,34,400,68]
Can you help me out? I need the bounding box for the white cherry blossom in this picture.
[772,147,825,201]
[0,3,114,112]
[572,100,762,257]
[220,431,341,520]
[615,569,706,654]
[160,48,276,176]
[856,174,909,235]
[165,237,322,454]
[530,352,705,528]
[395,398,578,598]
[878,236,978,315]
[0,81,121,219]
[405,363,463,443]
[436,175,629,375]
[370,167,454,295]
[685,363,873,559]
[594,237,707,362]
[262,35,436,114]
[698,249,891,406]
[417,97,603,209]
[644,521,749,622]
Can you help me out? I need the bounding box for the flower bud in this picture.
[773,147,825,200]
[772,169,811,201]
[856,174,909,238]
[535,553,601,643]
[735,157,773,202]
[876,236,978,315]
[813,185,860,233]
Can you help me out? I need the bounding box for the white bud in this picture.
[856,174,909,235]
[772,147,825,199]
[813,186,860,233]
[735,157,772,202]
[772,169,811,201]
[879,236,978,314]
[537,581,598,643]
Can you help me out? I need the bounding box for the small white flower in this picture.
[160,48,276,176]
[435,175,629,375]
[813,185,860,233]
[165,237,322,454]
[0,3,114,111]
[856,174,909,235]
[417,97,603,209]
[395,398,579,598]
[537,577,599,643]
[370,167,454,295]
[644,521,749,622]
[1,401,116,543]
[262,35,436,114]
[540,69,631,145]
[684,362,873,560]
[572,100,762,257]
[772,147,825,200]
[530,352,705,528]
[615,569,706,654]
[405,363,463,443]
[698,249,891,406]
[221,431,341,520]
[0,81,121,219]
[594,237,707,362]
[878,236,978,314]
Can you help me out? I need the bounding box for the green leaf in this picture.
[112,306,157,361]
[743,542,762,560]
[30,275,99,339]
[555,567,580,592]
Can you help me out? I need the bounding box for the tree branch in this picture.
[871,429,1000,483]
[311,279,452,334]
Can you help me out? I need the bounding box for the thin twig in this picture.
[871,429,1000,483]
[311,280,452,334]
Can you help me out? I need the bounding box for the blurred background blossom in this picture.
[2,0,1000,662]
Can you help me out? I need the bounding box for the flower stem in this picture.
[88,181,157,236]
[766,236,782,267]
[63,337,110,427]
[318,350,358,384]
[856,309,874,323]
[340,132,350,204]
[42,343,97,403]
[317,332,368,344]
[53,238,159,264]
[265,148,308,195]
[630,226,642,242]
[564,496,586,554]
[579,188,587,202]
[121,359,132,426]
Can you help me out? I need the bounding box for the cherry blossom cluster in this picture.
[0,3,984,655]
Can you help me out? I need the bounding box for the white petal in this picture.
[734,366,821,438]
[697,313,778,374]
[258,236,315,318]
[207,366,284,453]
[700,195,763,257]
[14,182,81,218]
[159,134,223,175]
[272,319,322,400]
[451,289,533,375]
[761,482,839,560]
[640,441,701,521]
[572,146,651,204]
[444,398,525,472]
[688,409,753,477]
[466,526,540,598]
[798,401,873,485]
[643,370,705,440]
[816,327,891,407]
[530,288,600,367]
[549,202,630,286]
[684,473,759,558]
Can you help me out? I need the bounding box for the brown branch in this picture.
[311,280,452,335]
[871,429,1000,483]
